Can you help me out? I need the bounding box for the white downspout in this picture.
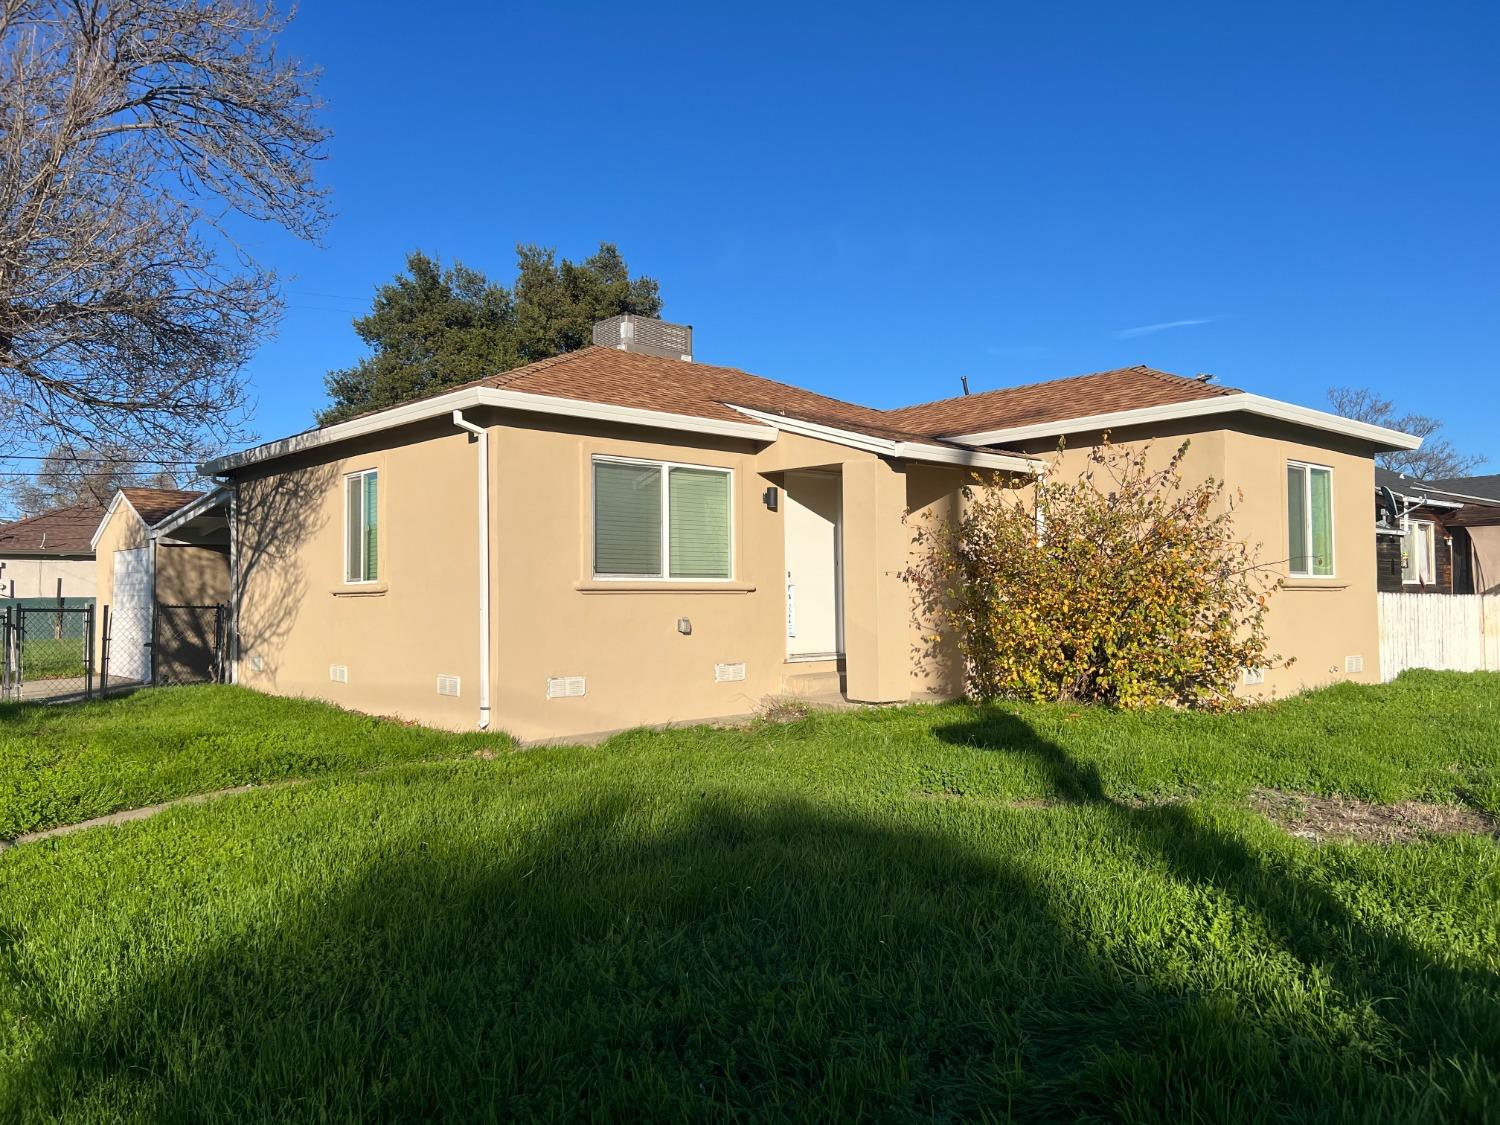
[451,410,492,729]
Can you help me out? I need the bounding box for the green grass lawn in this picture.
[0,687,494,837]
[0,673,1496,1121]
[16,637,86,681]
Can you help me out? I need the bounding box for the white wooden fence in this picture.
[1378,593,1500,680]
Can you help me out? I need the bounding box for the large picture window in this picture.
[345,469,379,583]
[593,457,731,580]
[1286,461,1333,577]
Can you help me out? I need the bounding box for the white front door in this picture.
[784,471,842,659]
[111,547,152,682]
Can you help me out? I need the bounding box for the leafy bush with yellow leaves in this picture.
[910,440,1281,710]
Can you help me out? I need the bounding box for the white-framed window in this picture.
[592,456,733,580]
[1286,461,1334,577]
[344,469,379,583]
[1402,518,1436,585]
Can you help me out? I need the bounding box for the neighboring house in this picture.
[192,315,1419,741]
[1400,473,1500,595]
[0,504,103,600]
[91,487,232,682]
[1373,468,1465,593]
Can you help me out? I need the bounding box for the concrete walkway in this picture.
[0,780,304,853]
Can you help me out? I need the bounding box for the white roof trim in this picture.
[201,386,780,474]
[149,487,230,538]
[1393,495,1464,511]
[947,393,1423,452]
[726,405,1043,474]
[1415,486,1500,507]
[88,490,139,551]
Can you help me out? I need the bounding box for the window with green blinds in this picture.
[345,469,379,583]
[594,461,662,576]
[593,458,732,579]
[1287,462,1333,577]
[669,467,730,579]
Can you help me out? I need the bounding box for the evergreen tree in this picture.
[319,244,661,425]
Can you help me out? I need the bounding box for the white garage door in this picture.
[111,547,152,682]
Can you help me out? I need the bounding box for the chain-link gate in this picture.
[1,603,96,702]
[152,603,226,686]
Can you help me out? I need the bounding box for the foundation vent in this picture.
[437,674,461,698]
[714,662,747,683]
[329,664,348,684]
[1345,655,1365,675]
[546,675,587,700]
[1242,667,1265,686]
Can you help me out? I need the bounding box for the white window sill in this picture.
[1281,579,1349,591]
[332,584,388,597]
[576,581,756,594]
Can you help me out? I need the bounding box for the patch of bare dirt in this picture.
[1250,788,1499,844]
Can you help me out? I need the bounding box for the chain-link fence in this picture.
[97,601,154,696]
[1,603,95,702]
[3,600,227,702]
[153,603,226,686]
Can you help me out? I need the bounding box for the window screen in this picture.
[594,461,662,576]
[668,467,731,579]
[1287,462,1333,577]
[345,470,379,583]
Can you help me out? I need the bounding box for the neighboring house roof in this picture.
[1375,467,1434,499]
[201,347,1421,476]
[1424,474,1500,503]
[0,503,105,556]
[887,366,1242,438]
[117,487,205,525]
[88,488,205,551]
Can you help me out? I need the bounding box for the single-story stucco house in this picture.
[181,315,1419,742]
[0,503,103,600]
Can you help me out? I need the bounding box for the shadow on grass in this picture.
[3,716,1496,1120]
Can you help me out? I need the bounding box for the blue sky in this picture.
[247,1,1498,456]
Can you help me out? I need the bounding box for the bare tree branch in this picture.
[1327,387,1486,481]
[0,0,328,467]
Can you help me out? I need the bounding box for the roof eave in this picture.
[200,387,781,475]
[946,394,1423,452]
[726,405,1043,474]
[149,487,231,538]
[88,491,138,551]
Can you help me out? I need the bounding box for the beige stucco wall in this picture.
[232,418,488,730]
[156,545,230,606]
[230,411,975,740]
[1011,417,1381,698]
[0,556,95,600]
[228,404,1384,739]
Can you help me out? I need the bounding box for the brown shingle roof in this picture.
[119,488,204,526]
[445,345,983,447]
[0,504,105,555]
[886,366,1244,438]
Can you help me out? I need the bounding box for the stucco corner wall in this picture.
[156,545,229,606]
[1220,420,1380,698]
[231,418,486,732]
